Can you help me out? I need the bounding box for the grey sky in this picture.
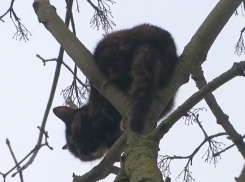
[0,0,245,182]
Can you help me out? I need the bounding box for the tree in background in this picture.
[0,0,245,182]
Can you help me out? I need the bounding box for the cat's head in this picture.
[53,105,108,161]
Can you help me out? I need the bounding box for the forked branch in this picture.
[152,61,245,141]
[192,65,245,159]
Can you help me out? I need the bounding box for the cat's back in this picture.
[93,23,176,57]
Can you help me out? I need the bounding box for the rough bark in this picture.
[32,0,243,181]
[236,164,245,182]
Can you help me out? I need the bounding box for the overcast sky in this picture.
[1,0,245,182]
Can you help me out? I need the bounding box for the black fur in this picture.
[53,23,178,162]
[93,23,178,133]
[53,102,122,161]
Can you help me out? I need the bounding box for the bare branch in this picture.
[234,27,245,56]
[36,54,85,86]
[236,163,245,182]
[158,132,227,182]
[11,127,53,177]
[64,0,84,107]
[75,0,80,12]
[13,0,75,174]
[213,134,245,157]
[0,0,15,21]
[61,81,89,108]
[33,0,129,119]
[37,53,90,108]
[153,61,245,141]
[32,0,244,181]
[192,65,245,159]
[183,107,207,126]
[0,0,31,41]
[87,0,116,33]
[6,139,24,182]
[184,109,225,164]
[0,127,52,181]
[144,0,244,134]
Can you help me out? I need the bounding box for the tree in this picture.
[0,0,245,182]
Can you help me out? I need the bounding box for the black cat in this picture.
[53,23,178,162]
[92,23,178,133]
[53,102,122,161]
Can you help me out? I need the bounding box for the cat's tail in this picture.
[129,45,159,134]
[129,90,154,134]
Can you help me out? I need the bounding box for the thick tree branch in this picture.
[33,1,129,119]
[32,0,244,135]
[148,0,244,133]
[123,134,163,182]
[32,0,243,182]
[113,167,128,182]
[192,65,245,159]
[236,163,245,182]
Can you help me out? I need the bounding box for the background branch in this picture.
[0,0,31,41]
[153,61,245,141]
[6,139,24,182]
[13,0,75,174]
[33,0,130,118]
[0,126,52,181]
[158,132,226,182]
[87,0,116,33]
[213,134,245,157]
[192,65,245,159]
[158,108,228,182]
[36,54,85,86]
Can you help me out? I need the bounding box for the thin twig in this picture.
[11,127,53,177]
[192,65,245,159]
[184,110,225,165]
[158,132,227,182]
[213,134,245,157]
[6,139,24,182]
[0,0,31,41]
[87,0,116,33]
[36,53,85,87]
[0,0,15,21]
[14,0,75,174]
[0,126,52,180]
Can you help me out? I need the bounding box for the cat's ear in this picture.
[53,106,76,125]
[62,144,68,150]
